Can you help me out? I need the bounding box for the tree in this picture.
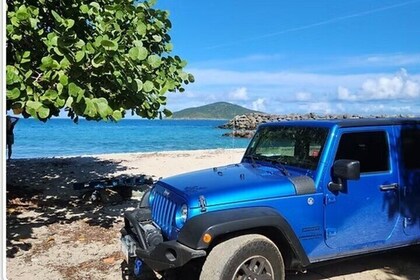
[6,0,194,122]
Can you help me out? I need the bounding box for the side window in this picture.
[401,128,420,169]
[335,131,389,173]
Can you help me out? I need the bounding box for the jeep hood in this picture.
[159,163,315,208]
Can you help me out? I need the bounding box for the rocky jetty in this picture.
[219,112,413,138]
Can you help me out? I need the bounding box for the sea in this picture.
[10,118,250,159]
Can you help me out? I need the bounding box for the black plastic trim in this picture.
[135,240,206,271]
[177,207,310,267]
[288,176,316,195]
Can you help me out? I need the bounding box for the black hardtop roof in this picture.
[261,117,420,129]
[333,118,420,128]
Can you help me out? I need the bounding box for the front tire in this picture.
[200,234,285,280]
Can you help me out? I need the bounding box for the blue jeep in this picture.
[121,118,420,279]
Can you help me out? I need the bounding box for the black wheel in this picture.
[200,234,285,280]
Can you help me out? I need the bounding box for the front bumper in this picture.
[121,208,206,272]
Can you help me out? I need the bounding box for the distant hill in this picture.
[172,102,261,119]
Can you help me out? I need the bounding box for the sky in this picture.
[156,0,420,115]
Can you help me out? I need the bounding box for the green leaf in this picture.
[80,4,89,13]
[26,100,42,110]
[147,54,161,68]
[90,2,100,10]
[44,89,58,100]
[22,51,30,58]
[25,106,37,118]
[60,57,70,68]
[57,83,63,93]
[10,16,19,27]
[147,0,157,7]
[138,47,148,60]
[21,58,31,64]
[143,81,154,92]
[163,108,172,117]
[24,70,33,80]
[37,106,50,119]
[65,96,74,107]
[16,5,29,20]
[112,110,122,121]
[128,47,139,60]
[86,42,95,53]
[40,56,53,70]
[84,98,97,117]
[6,66,20,85]
[136,22,147,35]
[180,72,188,81]
[152,35,162,42]
[92,55,105,68]
[133,40,143,47]
[188,73,195,83]
[26,86,33,96]
[164,43,173,52]
[135,79,143,91]
[116,11,123,20]
[56,98,65,107]
[65,19,75,29]
[7,88,21,100]
[29,18,38,28]
[75,50,85,62]
[93,98,109,118]
[51,10,63,23]
[158,95,167,103]
[101,39,118,50]
[59,74,68,85]
[68,82,82,97]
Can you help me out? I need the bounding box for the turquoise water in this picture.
[11,118,250,159]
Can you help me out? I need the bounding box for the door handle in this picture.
[379,183,398,191]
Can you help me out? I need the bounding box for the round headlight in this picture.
[175,204,188,228]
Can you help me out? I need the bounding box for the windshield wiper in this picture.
[266,157,290,177]
[243,155,258,168]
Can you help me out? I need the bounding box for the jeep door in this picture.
[324,127,400,249]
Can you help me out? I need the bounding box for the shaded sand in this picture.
[6,149,420,280]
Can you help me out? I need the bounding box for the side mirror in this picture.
[333,159,360,180]
[328,159,360,192]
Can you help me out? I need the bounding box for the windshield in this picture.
[244,126,330,170]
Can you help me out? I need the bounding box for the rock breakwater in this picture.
[219,112,414,138]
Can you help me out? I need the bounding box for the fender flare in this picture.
[177,207,310,267]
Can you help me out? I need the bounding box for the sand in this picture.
[5,149,420,280]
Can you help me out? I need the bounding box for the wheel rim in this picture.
[232,255,274,280]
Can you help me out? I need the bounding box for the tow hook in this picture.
[134,258,143,277]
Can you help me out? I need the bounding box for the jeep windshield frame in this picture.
[243,126,330,170]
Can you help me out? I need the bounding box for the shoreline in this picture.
[9,147,247,161]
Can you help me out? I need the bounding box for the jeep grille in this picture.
[151,190,177,238]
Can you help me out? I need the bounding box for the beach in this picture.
[6,149,420,280]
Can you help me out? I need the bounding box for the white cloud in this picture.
[252,98,266,111]
[295,91,312,101]
[364,54,420,66]
[228,87,249,100]
[337,69,420,101]
[337,86,357,101]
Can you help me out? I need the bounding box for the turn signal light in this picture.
[202,233,212,244]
